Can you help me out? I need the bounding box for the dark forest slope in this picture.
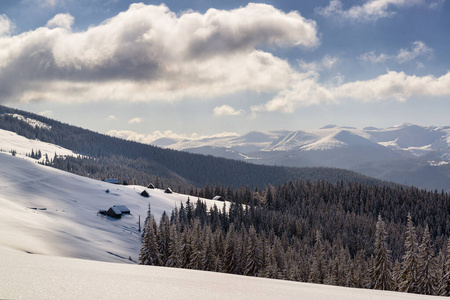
[0,105,390,190]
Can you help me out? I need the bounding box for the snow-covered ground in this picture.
[1,245,443,300]
[0,151,223,263]
[0,128,78,161]
[0,130,447,299]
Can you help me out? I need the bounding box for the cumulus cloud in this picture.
[316,0,425,22]
[359,41,433,64]
[0,3,319,104]
[0,14,13,37]
[358,51,390,63]
[107,129,238,145]
[106,115,117,121]
[298,55,339,72]
[128,117,143,124]
[46,13,74,30]
[396,41,433,63]
[252,71,450,113]
[213,105,244,116]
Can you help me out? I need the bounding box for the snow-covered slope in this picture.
[1,246,444,300]
[0,128,78,160]
[0,151,224,263]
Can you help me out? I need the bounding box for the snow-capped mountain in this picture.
[152,124,450,192]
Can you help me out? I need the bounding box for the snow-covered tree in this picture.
[440,239,450,296]
[417,225,438,295]
[166,225,181,268]
[244,226,263,277]
[371,215,393,290]
[399,213,419,293]
[309,230,326,284]
[139,212,162,266]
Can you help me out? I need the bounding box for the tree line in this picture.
[140,179,450,296]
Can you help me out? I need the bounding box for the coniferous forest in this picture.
[140,181,450,296]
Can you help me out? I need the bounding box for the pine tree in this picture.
[371,215,393,290]
[392,260,402,291]
[309,230,325,284]
[417,225,438,295]
[440,239,450,296]
[244,226,263,276]
[223,224,239,274]
[166,225,181,268]
[400,213,419,293]
[158,212,171,265]
[139,213,162,266]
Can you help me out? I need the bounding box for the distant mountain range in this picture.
[0,105,385,190]
[151,124,450,192]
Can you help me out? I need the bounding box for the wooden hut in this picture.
[106,207,122,219]
[113,205,130,214]
[140,190,150,198]
[164,188,173,194]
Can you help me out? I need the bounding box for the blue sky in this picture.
[1,0,449,142]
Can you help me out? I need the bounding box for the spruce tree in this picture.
[440,239,450,296]
[166,225,181,268]
[400,213,419,293]
[417,225,438,295]
[139,213,162,266]
[244,226,263,277]
[371,215,393,290]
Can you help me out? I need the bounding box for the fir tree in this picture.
[399,213,419,293]
[139,213,162,266]
[371,215,393,290]
[244,226,263,277]
[166,225,181,268]
[417,225,438,295]
[440,239,450,296]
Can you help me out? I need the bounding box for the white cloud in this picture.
[0,15,13,37]
[298,55,339,72]
[46,13,74,30]
[396,41,432,63]
[316,0,425,22]
[0,3,319,104]
[128,117,143,124]
[106,129,238,144]
[359,41,433,64]
[106,115,117,121]
[213,105,244,116]
[358,51,389,63]
[252,71,450,113]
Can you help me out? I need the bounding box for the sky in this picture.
[1,0,449,143]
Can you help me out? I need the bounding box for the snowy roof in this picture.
[103,178,118,184]
[213,195,224,201]
[108,207,122,215]
[112,205,130,213]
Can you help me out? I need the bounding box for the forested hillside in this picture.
[141,180,450,296]
[0,105,388,190]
